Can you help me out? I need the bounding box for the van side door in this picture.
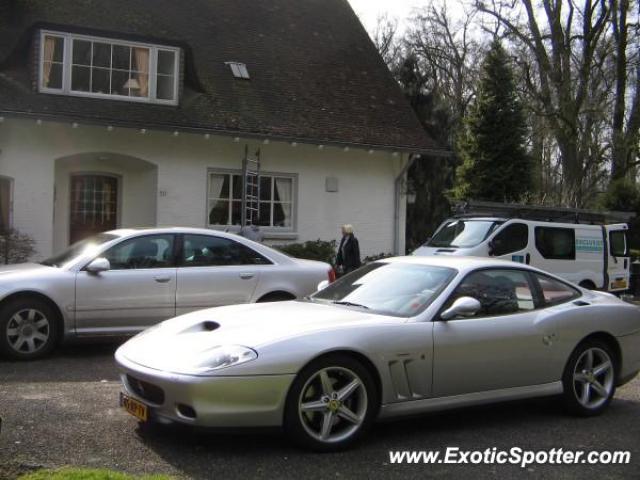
[529,226,576,283]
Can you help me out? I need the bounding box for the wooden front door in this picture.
[69,175,118,244]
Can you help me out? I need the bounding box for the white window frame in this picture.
[38,30,180,106]
[206,169,297,232]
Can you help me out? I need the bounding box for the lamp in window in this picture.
[123,77,141,95]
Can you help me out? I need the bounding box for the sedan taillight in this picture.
[328,268,336,283]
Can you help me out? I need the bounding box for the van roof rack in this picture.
[452,200,635,225]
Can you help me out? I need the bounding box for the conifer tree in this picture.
[454,39,532,202]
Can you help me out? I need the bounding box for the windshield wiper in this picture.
[332,301,370,309]
[40,261,57,267]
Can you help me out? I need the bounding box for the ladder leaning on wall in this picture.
[241,145,261,227]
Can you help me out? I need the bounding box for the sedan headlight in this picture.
[179,345,258,375]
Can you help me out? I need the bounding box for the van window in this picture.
[535,227,575,260]
[428,220,503,248]
[609,230,629,257]
[491,223,528,256]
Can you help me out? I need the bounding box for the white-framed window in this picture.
[0,176,13,232]
[207,171,295,229]
[39,30,179,105]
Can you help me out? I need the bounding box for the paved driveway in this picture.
[0,342,639,479]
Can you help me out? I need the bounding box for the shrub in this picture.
[0,228,37,264]
[277,239,337,265]
[363,252,394,263]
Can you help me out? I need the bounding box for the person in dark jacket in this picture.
[336,224,361,275]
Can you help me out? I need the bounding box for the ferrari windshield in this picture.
[427,219,503,248]
[41,233,118,267]
[311,262,456,317]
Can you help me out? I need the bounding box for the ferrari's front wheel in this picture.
[284,354,378,451]
[562,340,617,416]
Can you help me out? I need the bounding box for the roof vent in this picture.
[226,62,250,80]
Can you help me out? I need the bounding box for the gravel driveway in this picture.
[1,342,639,479]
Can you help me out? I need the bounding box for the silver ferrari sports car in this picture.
[0,227,332,360]
[116,256,640,451]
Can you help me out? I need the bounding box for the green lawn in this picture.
[18,468,173,480]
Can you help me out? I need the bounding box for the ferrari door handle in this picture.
[240,272,255,280]
[154,276,172,283]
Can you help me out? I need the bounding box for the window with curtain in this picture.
[208,172,295,229]
[41,35,64,89]
[0,177,12,233]
[39,30,179,104]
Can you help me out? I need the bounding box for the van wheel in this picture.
[579,280,596,290]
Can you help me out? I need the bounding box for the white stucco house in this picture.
[0,0,441,260]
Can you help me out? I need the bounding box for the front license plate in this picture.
[120,392,148,422]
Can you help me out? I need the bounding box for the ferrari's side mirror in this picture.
[440,296,481,320]
[86,257,111,274]
[316,280,330,292]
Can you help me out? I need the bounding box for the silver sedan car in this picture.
[116,256,640,451]
[0,227,332,360]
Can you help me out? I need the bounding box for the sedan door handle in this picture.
[154,276,172,283]
[239,272,255,280]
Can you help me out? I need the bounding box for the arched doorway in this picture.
[69,173,120,244]
[54,153,158,250]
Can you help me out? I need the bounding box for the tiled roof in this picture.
[0,0,440,152]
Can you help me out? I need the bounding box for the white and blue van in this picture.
[413,217,630,292]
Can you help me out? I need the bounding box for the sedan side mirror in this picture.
[86,257,110,274]
[316,280,329,292]
[440,296,481,321]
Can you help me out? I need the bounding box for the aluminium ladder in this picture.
[241,145,261,227]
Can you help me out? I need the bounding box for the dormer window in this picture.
[39,30,180,105]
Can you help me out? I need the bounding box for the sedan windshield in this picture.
[427,220,503,248]
[311,262,456,317]
[41,233,118,267]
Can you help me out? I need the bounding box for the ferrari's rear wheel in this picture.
[562,341,616,416]
[284,354,378,451]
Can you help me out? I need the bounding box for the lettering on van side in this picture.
[575,238,604,254]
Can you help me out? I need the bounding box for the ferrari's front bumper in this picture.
[115,350,295,428]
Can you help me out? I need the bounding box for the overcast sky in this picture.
[346,0,470,35]
[346,0,425,33]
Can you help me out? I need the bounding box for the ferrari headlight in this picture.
[183,345,258,375]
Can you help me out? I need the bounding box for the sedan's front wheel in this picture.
[0,298,59,360]
[562,340,616,416]
[284,354,378,451]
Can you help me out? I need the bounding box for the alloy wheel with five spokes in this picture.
[572,347,614,410]
[285,354,378,451]
[298,366,368,444]
[563,340,617,416]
